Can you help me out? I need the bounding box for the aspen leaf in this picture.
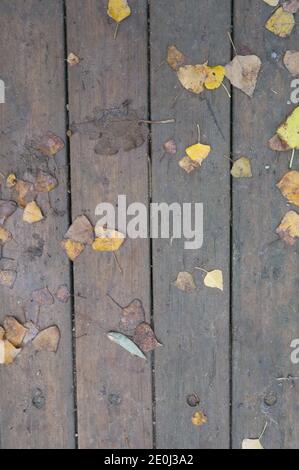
[179,156,200,174]
[263,0,279,5]
[192,411,208,427]
[65,215,94,245]
[164,139,177,155]
[265,7,295,38]
[0,225,12,245]
[34,170,58,193]
[204,65,225,90]
[6,173,17,188]
[283,0,299,13]
[32,326,60,353]
[92,226,125,252]
[174,272,196,293]
[36,132,65,157]
[276,211,299,245]
[107,331,146,360]
[177,64,208,94]
[23,201,44,224]
[283,51,299,76]
[61,239,85,261]
[120,299,146,332]
[13,180,36,208]
[0,270,17,289]
[277,107,299,149]
[67,52,80,66]
[242,439,263,450]
[107,0,131,23]
[225,55,261,97]
[0,327,5,341]
[0,200,17,225]
[3,317,28,347]
[166,45,188,71]
[231,157,252,178]
[204,270,224,291]
[133,322,162,353]
[186,143,211,163]
[277,170,299,206]
[268,134,291,152]
[0,340,21,365]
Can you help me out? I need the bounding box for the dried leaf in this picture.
[277,107,299,149]
[283,50,299,76]
[204,270,224,291]
[61,239,85,261]
[120,299,146,331]
[277,170,299,205]
[6,173,17,188]
[263,0,279,5]
[133,322,162,353]
[166,45,187,71]
[192,411,208,427]
[107,0,131,23]
[0,270,17,289]
[107,331,146,359]
[268,134,291,152]
[225,55,261,97]
[23,322,39,345]
[283,0,299,13]
[92,226,125,252]
[242,439,263,450]
[3,317,28,347]
[65,215,94,245]
[0,327,5,341]
[32,287,54,306]
[177,64,208,94]
[276,211,299,245]
[164,139,177,155]
[67,52,80,66]
[204,65,225,90]
[0,200,17,224]
[179,156,200,174]
[32,326,60,353]
[34,170,58,193]
[13,180,36,208]
[265,7,295,38]
[0,225,12,245]
[23,201,44,224]
[174,272,197,293]
[36,132,65,157]
[231,157,252,178]
[55,285,70,304]
[0,340,21,365]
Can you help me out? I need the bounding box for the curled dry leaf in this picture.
[0,225,12,245]
[107,331,146,360]
[0,340,21,365]
[67,52,80,66]
[283,0,299,13]
[120,299,146,332]
[276,210,299,245]
[177,64,208,94]
[55,285,70,304]
[242,438,263,450]
[265,7,295,38]
[13,180,36,209]
[61,239,85,261]
[231,157,252,178]
[23,201,44,224]
[0,200,17,225]
[34,170,58,193]
[277,170,299,206]
[268,134,291,152]
[283,50,299,76]
[32,326,60,353]
[107,0,131,23]
[225,55,261,97]
[0,270,17,289]
[3,317,28,347]
[133,322,162,353]
[65,215,94,245]
[36,132,65,157]
[192,411,208,427]
[32,287,54,306]
[23,322,39,345]
[277,107,299,149]
[92,226,125,252]
[164,139,177,155]
[166,45,188,71]
[174,272,196,293]
[204,269,224,291]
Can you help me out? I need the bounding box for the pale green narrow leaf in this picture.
[107,332,147,360]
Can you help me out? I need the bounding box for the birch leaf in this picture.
[0,327,5,341]
[283,0,299,13]
[231,157,252,178]
[0,200,17,224]
[36,132,65,157]
[177,64,208,94]
[13,180,36,208]
[174,272,196,293]
[107,0,131,23]
[120,299,146,332]
[225,55,261,97]
[3,317,28,347]
[133,322,162,353]
[268,134,291,152]
[276,211,299,245]
[34,170,58,193]
[192,411,208,427]
[265,7,295,38]
[65,215,94,245]
[204,270,224,291]
[0,340,21,365]
[107,331,147,360]
[166,45,188,71]
[61,239,85,261]
[277,170,299,206]
[6,174,17,188]
[92,226,125,252]
[186,143,211,163]
[205,65,225,90]
[0,225,12,245]
[23,201,44,224]
[283,51,299,76]
[277,107,299,149]
[33,326,60,353]
[242,439,263,449]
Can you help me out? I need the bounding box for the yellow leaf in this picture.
[186,143,211,163]
[0,225,12,245]
[242,439,264,450]
[177,64,208,94]
[277,170,299,206]
[23,201,44,224]
[107,0,131,23]
[277,107,299,149]
[6,173,17,188]
[205,65,225,90]
[61,239,85,261]
[92,226,125,252]
[265,7,295,38]
[192,411,208,427]
[0,339,21,365]
[204,269,224,291]
[231,157,252,178]
[276,210,299,245]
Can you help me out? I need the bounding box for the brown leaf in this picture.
[65,215,94,245]
[163,139,177,155]
[277,170,299,206]
[0,200,17,224]
[61,239,85,261]
[120,299,146,331]
[0,327,5,341]
[32,326,60,353]
[179,156,201,174]
[31,287,54,306]
[225,55,261,97]
[268,134,291,152]
[276,210,299,245]
[177,64,208,94]
[3,317,28,347]
[166,45,188,71]
[36,132,65,157]
[133,322,162,353]
[174,272,196,293]
[0,270,17,289]
[55,285,71,303]
[283,0,299,13]
[34,170,58,193]
[13,180,36,208]
[0,225,12,245]
[23,322,39,345]
[0,340,21,365]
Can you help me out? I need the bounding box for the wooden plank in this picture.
[66,0,152,449]
[150,0,232,448]
[232,0,299,449]
[0,0,75,449]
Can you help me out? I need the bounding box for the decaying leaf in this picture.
[166,45,188,71]
[107,0,131,23]
[179,156,201,174]
[67,52,80,66]
[164,139,177,155]
[0,225,12,245]
[34,170,58,193]
[0,270,17,289]
[32,287,54,306]
[0,340,21,365]
[192,411,208,427]
[179,141,211,173]
[276,210,299,245]
[107,331,146,360]
[265,7,295,38]
[23,322,39,345]
[283,0,299,13]
[277,170,299,205]
[55,285,71,304]
[32,326,60,353]
[36,132,65,157]
[0,327,5,341]
[65,215,94,245]
[205,65,225,90]
[23,201,44,224]
[268,134,291,152]
[231,157,252,178]
[3,317,28,347]
[0,200,17,224]
[177,64,208,94]
[277,107,299,149]
[133,322,162,353]
[61,239,85,261]
[204,269,224,291]
[283,50,299,76]
[174,272,197,293]
[262,0,279,5]
[242,439,264,450]
[120,299,146,331]
[225,55,261,97]
[6,173,17,188]
[13,179,36,208]
[92,226,125,252]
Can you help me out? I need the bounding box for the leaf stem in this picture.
[289,148,295,169]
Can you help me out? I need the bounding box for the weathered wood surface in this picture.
[232,0,299,449]
[150,0,232,449]
[0,0,75,449]
[66,0,152,449]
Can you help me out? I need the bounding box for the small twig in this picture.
[276,376,299,381]
[194,267,208,274]
[114,23,119,40]
[259,422,268,440]
[139,119,175,125]
[227,31,238,56]
[223,155,234,163]
[221,82,231,99]
[289,148,295,169]
[197,124,201,143]
[113,252,123,274]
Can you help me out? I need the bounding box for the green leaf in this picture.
[107,332,147,360]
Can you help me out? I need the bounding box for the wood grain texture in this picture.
[0,0,75,449]
[232,0,299,449]
[150,0,231,449]
[66,0,152,449]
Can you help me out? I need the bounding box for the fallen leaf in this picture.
[204,65,225,90]
[225,55,261,97]
[34,170,58,193]
[23,201,44,224]
[242,439,263,450]
[55,285,70,304]
[265,7,295,38]
[120,299,146,331]
[262,0,279,5]
[0,200,17,224]
[0,340,21,365]
[164,139,177,155]
[107,331,146,360]
[203,269,224,291]
[0,270,17,289]
[276,211,299,245]
[277,107,299,149]
[3,317,28,347]
[0,225,12,245]
[268,134,291,152]
[283,0,299,13]
[65,215,94,245]
[23,322,39,345]
[133,322,162,353]
[0,327,5,341]
[31,287,54,306]
[67,52,80,66]
[192,411,208,427]
[186,143,211,164]
[32,326,60,353]
[13,179,36,208]
[61,239,85,261]
[231,157,252,178]
[92,226,125,252]
[6,173,17,188]
[177,64,208,94]
[107,0,131,23]
[179,156,200,174]
[166,45,188,71]
[174,272,197,293]
[283,50,299,76]
[36,132,65,157]
[277,170,299,205]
